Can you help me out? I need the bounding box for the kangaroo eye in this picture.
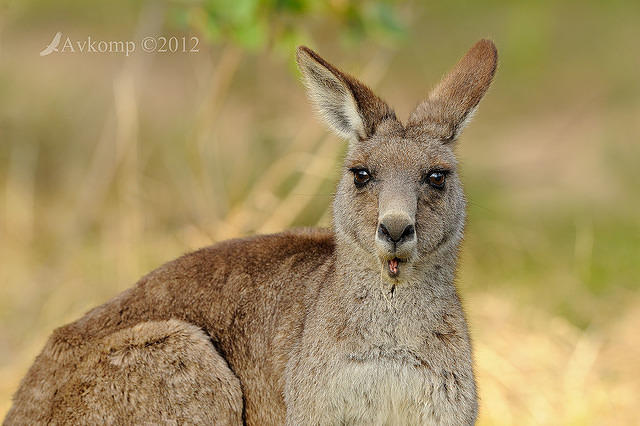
[351,168,371,187]
[427,171,446,189]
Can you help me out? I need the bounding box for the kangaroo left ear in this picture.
[296,46,396,142]
[408,39,498,142]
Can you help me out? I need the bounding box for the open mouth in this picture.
[386,257,404,278]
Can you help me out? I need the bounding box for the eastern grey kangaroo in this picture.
[6,39,497,425]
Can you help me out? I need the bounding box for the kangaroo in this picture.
[5,39,497,425]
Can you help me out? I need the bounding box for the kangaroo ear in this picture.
[408,39,498,142]
[296,46,396,142]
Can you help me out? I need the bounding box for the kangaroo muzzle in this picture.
[378,215,415,244]
[376,211,416,256]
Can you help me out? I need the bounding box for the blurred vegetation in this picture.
[1,0,639,423]
[173,0,407,51]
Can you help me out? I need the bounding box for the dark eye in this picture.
[427,171,446,189]
[351,168,371,187]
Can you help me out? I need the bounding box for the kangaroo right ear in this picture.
[408,39,498,142]
[296,46,395,142]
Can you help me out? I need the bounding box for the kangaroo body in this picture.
[7,230,473,424]
[6,40,497,425]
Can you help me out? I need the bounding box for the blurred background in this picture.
[1,0,639,423]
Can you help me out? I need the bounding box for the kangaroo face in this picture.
[334,123,465,282]
[297,40,497,283]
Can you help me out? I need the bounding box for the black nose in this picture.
[377,219,415,244]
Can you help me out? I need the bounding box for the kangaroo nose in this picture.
[378,215,415,243]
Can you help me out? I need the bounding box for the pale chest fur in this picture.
[285,278,478,425]
[319,355,472,425]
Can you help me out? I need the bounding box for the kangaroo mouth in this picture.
[386,257,404,278]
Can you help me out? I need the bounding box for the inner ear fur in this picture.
[296,46,396,141]
[408,39,498,142]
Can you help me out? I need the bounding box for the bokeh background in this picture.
[1,0,639,423]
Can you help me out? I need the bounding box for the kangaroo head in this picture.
[297,40,497,284]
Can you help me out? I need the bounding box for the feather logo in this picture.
[40,32,62,56]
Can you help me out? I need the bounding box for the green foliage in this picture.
[172,0,407,51]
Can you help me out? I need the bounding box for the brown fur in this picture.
[408,39,498,141]
[5,40,497,425]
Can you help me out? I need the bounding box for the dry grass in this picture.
[472,294,640,425]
